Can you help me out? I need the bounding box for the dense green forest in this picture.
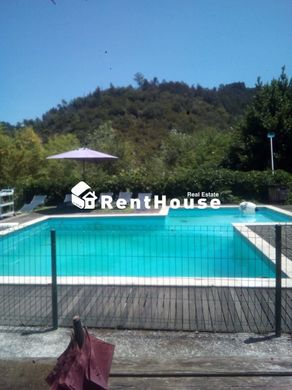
[1,69,292,206]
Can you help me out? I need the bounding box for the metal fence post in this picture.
[51,229,58,330]
[275,224,282,337]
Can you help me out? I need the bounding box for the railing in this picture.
[0,222,291,334]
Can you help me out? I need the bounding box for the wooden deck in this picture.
[0,284,291,333]
[249,224,292,260]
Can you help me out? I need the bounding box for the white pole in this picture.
[270,137,274,174]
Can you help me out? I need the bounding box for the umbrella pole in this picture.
[82,160,85,180]
[73,315,85,348]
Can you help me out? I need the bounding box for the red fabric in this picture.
[46,329,115,390]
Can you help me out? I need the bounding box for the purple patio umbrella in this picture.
[47,147,118,178]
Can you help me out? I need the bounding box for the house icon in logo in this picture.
[71,181,97,210]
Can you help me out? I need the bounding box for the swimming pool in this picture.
[1,206,291,281]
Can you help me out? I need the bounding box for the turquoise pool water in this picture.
[1,207,291,278]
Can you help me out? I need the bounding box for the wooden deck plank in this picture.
[122,286,142,328]
[6,287,39,325]
[279,289,292,331]
[188,286,196,331]
[157,286,171,330]
[0,284,292,333]
[17,291,51,326]
[0,285,19,305]
[162,287,172,329]
[59,286,86,319]
[264,288,292,332]
[114,286,135,329]
[0,286,26,317]
[97,286,127,328]
[215,287,234,332]
[0,285,51,327]
[211,287,231,332]
[193,287,204,330]
[152,286,168,330]
[144,286,163,330]
[282,289,292,315]
[160,286,173,329]
[206,286,218,331]
[74,285,101,321]
[249,224,292,260]
[174,287,183,330]
[182,287,190,330]
[57,285,77,321]
[234,288,258,333]
[98,286,120,323]
[254,288,274,331]
[199,287,212,331]
[229,287,250,332]
[249,288,268,333]
[118,287,137,328]
[247,288,270,333]
[130,286,145,329]
[143,287,159,329]
[222,287,243,332]
[166,287,176,330]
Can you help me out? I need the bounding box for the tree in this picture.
[0,126,14,187]
[32,133,81,200]
[161,127,232,171]
[87,121,136,173]
[228,68,292,171]
[11,127,44,183]
[133,72,145,88]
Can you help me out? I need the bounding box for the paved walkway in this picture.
[2,204,159,224]
[1,329,292,389]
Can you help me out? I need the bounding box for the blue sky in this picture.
[0,0,291,124]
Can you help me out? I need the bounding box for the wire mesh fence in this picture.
[0,219,291,334]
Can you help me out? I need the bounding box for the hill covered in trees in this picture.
[1,71,292,205]
[21,77,255,161]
